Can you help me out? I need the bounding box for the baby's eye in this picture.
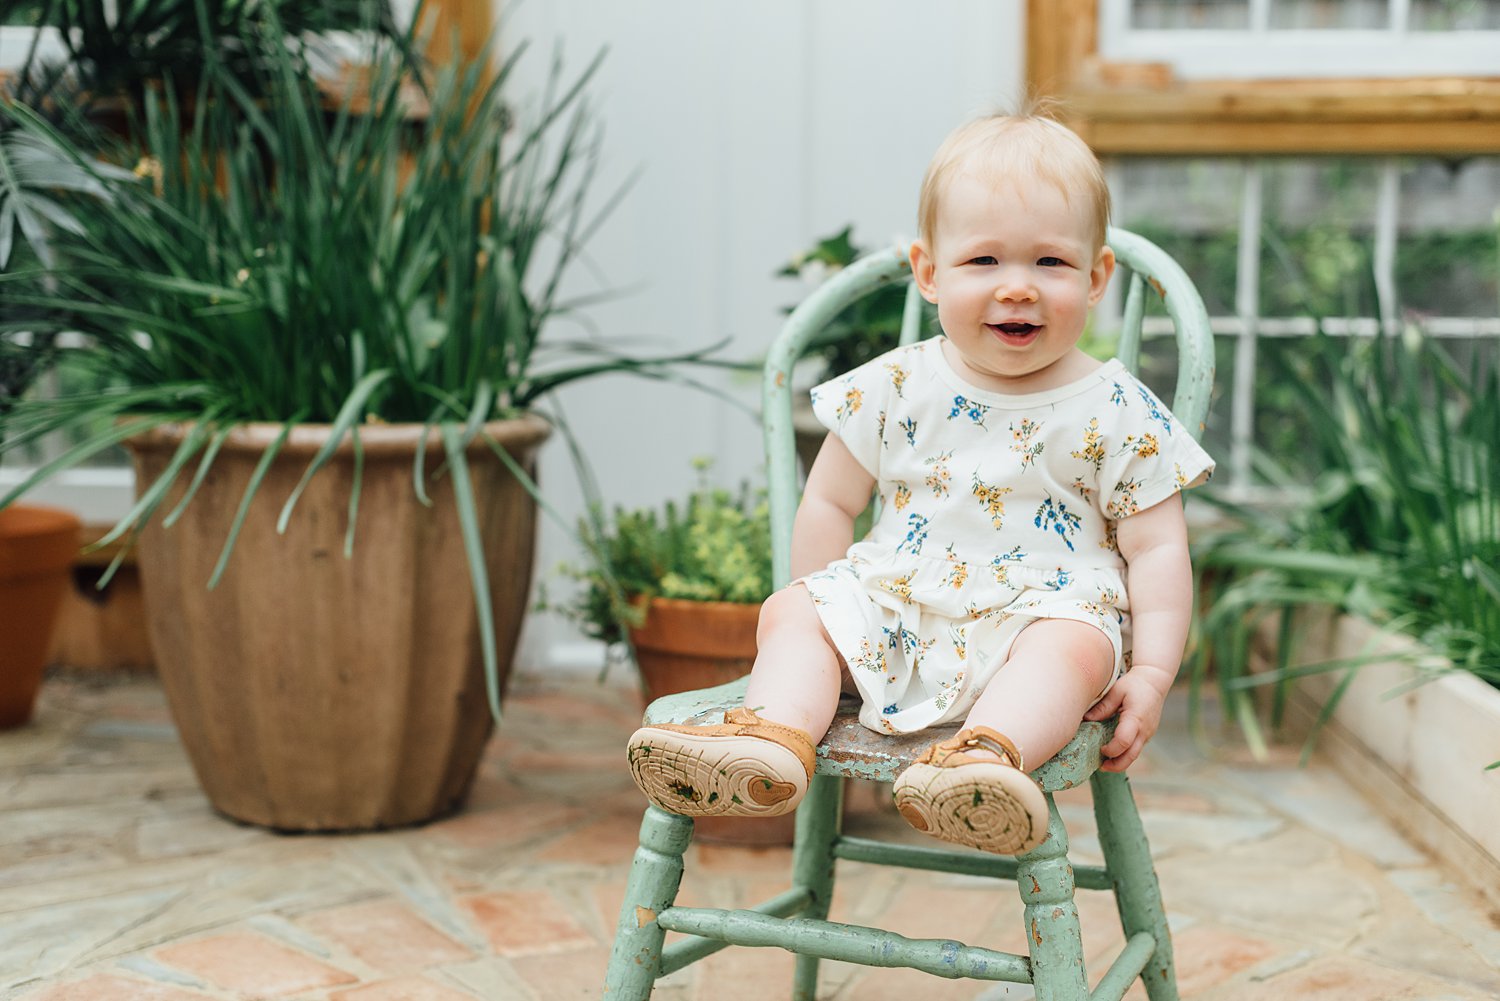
[968,256,997,266]
[1038,256,1068,267]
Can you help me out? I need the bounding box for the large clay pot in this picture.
[628,595,795,846]
[0,504,81,727]
[127,416,550,831]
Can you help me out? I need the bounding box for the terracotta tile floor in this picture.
[4,670,1499,1000]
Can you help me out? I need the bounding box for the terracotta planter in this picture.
[629,596,795,846]
[628,596,762,704]
[127,416,550,831]
[0,504,82,728]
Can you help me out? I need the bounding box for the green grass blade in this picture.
[343,424,364,559]
[412,404,444,508]
[0,415,178,510]
[209,414,304,590]
[87,417,215,551]
[276,369,392,533]
[163,426,232,528]
[442,422,500,725]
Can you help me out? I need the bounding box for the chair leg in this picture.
[790,773,844,1001]
[1091,769,1179,1001]
[603,806,695,1000]
[1016,794,1089,1001]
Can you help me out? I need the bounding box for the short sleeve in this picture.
[1097,378,1216,520]
[809,354,894,479]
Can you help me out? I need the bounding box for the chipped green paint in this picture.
[605,229,1205,1000]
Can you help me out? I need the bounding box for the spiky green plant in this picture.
[0,14,698,719]
[1191,327,1500,760]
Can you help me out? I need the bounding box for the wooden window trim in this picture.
[1027,0,1500,156]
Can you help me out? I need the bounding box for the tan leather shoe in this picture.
[891,726,1049,855]
[626,707,817,818]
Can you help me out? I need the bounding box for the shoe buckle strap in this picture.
[926,726,1023,770]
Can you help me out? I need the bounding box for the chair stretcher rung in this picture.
[834,836,1114,891]
[1091,932,1157,1001]
[658,887,811,975]
[655,906,1032,984]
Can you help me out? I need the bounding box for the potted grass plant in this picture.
[0,12,694,830]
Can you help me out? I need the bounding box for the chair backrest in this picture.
[761,227,1215,589]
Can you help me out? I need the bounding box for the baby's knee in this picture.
[1015,618,1116,687]
[757,585,819,638]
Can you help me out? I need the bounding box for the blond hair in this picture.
[917,111,1111,251]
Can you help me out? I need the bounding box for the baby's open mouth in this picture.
[991,322,1038,337]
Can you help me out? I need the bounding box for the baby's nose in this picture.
[993,279,1037,302]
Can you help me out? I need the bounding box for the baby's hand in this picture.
[1083,665,1173,773]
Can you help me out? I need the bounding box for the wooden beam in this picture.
[1076,79,1500,123]
[1081,119,1500,157]
[421,0,495,71]
[1026,0,1096,101]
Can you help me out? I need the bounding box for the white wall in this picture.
[497,1,1026,671]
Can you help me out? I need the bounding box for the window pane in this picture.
[1131,0,1251,29]
[1410,0,1500,29]
[1111,159,1245,316]
[1397,157,1500,316]
[1259,159,1383,319]
[1270,0,1390,28]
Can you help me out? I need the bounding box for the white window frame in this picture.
[1099,0,1500,79]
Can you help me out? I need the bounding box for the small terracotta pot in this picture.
[628,596,761,704]
[628,596,796,846]
[0,504,82,728]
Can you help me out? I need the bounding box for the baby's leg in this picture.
[625,583,842,817]
[890,619,1114,854]
[963,618,1116,768]
[743,583,846,741]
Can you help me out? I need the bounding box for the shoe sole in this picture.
[626,727,808,818]
[891,761,1049,855]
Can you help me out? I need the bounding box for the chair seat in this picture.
[642,677,1112,792]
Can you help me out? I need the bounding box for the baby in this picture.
[626,111,1214,856]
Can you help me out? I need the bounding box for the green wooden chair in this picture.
[603,228,1215,1000]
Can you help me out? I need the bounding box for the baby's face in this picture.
[911,170,1113,394]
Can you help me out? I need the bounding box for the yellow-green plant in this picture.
[554,463,772,645]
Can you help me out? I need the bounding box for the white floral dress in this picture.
[803,337,1215,735]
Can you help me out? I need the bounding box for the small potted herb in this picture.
[555,460,773,703]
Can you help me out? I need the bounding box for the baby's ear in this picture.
[1088,245,1116,306]
[910,241,940,304]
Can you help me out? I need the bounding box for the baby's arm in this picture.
[1084,494,1194,772]
[791,433,877,579]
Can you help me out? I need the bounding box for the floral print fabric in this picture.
[804,337,1215,735]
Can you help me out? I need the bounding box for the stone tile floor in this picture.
[3,671,1499,1001]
